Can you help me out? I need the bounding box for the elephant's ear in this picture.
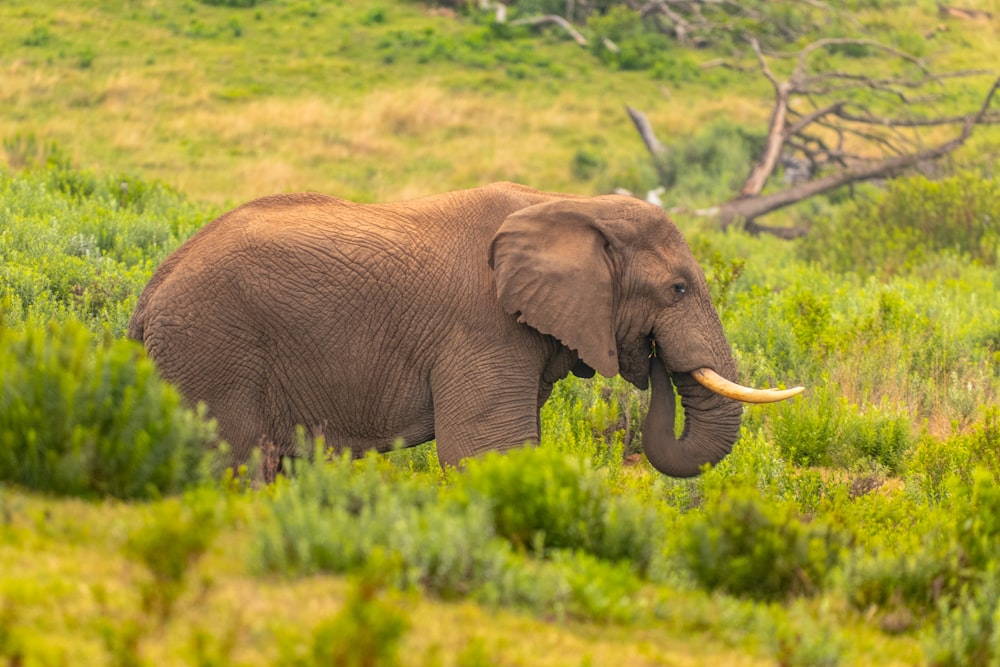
[489,199,619,378]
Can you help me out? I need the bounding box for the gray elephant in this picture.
[128,182,800,476]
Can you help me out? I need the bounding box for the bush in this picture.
[927,574,1000,667]
[655,120,767,205]
[457,446,663,572]
[124,490,223,620]
[677,483,848,600]
[905,409,1000,503]
[800,173,1000,277]
[254,447,662,621]
[0,319,214,499]
[254,451,513,599]
[0,163,209,333]
[769,384,912,473]
[279,570,410,667]
[586,7,673,71]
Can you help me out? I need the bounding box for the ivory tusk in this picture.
[691,367,804,404]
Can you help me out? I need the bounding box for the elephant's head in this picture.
[488,195,801,477]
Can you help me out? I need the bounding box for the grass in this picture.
[1,0,709,205]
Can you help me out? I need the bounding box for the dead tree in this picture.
[627,37,1000,237]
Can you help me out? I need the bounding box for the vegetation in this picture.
[1,0,999,665]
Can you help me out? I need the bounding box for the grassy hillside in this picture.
[1,1,1000,665]
[3,0,995,207]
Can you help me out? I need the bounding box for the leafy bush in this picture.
[254,447,660,621]
[124,489,223,620]
[800,172,1000,277]
[586,7,673,71]
[254,451,513,598]
[928,573,1000,667]
[905,409,1000,503]
[457,446,663,571]
[922,471,1000,665]
[0,319,214,498]
[769,384,912,472]
[0,162,209,332]
[655,120,767,205]
[279,570,410,667]
[677,484,848,600]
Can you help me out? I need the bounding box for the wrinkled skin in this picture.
[129,182,744,475]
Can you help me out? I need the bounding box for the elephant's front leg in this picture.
[430,359,543,467]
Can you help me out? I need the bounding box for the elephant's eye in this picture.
[671,282,686,296]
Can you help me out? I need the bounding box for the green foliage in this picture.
[570,148,606,180]
[254,447,657,621]
[123,490,222,620]
[769,384,911,472]
[677,483,848,600]
[656,120,767,205]
[586,7,674,71]
[254,450,512,598]
[0,162,210,333]
[280,571,410,667]
[0,319,214,499]
[457,446,662,570]
[800,173,1000,276]
[904,409,1000,502]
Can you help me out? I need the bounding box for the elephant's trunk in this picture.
[641,358,744,478]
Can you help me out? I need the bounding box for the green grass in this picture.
[1,0,1000,664]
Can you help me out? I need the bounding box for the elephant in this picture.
[128,182,801,477]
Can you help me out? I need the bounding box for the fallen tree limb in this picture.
[510,14,588,46]
[623,34,1000,237]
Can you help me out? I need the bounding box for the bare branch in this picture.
[510,14,588,46]
[785,102,846,136]
[623,25,1000,238]
[834,107,999,128]
[749,37,781,91]
[791,38,932,82]
[625,105,673,187]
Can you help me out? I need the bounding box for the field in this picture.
[2,0,1000,665]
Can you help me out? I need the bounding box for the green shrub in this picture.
[586,7,673,71]
[254,451,513,598]
[841,542,951,618]
[655,120,767,205]
[677,484,848,600]
[927,574,1000,667]
[254,448,663,621]
[457,446,662,571]
[279,569,410,667]
[540,372,643,472]
[905,410,1000,503]
[800,173,1000,276]
[0,319,214,499]
[0,163,209,332]
[921,471,1000,665]
[124,489,223,620]
[767,383,911,472]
